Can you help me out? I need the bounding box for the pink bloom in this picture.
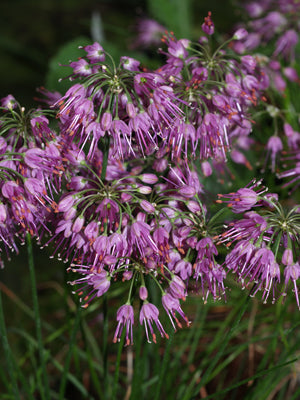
[283,262,300,309]
[139,302,168,343]
[84,42,105,63]
[162,293,189,330]
[113,304,134,345]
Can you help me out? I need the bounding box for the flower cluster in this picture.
[230,1,300,188]
[52,25,267,168]
[0,11,299,344]
[234,0,299,63]
[0,97,61,266]
[216,182,300,307]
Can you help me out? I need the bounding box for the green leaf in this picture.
[147,0,192,38]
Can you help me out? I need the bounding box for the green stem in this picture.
[153,330,175,400]
[112,330,125,400]
[102,294,109,398]
[0,289,21,399]
[27,233,50,400]
[59,305,82,399]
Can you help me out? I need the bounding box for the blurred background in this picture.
[0,0,238,106]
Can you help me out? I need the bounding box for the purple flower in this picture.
[69,59,92,76]
[282,249,294,266]
[96,198,120,232]
[120,56,140,71]
[225,240,257,283]
[130,221,158,258]
[84,42,105,63]
[113,304,134,345]
[168,275,187,300]
[278,161,300,189]
[218,212,268,247]
[139,302,168,343]
[131,18,166,49]
[284,262,300,309]
[30,115,53,141]
[100,112,112,131]
[69,269,111,308]
[0,203,7,224]
[233,28,248,41]
[274,29,298,61]
[217,180,268,213]
[201,161,213,177]
[139,286,148,300]
[1,94,17,109]
[162,293,189,330]
[58,194,76,213]
[202,12,214,35]
[266,136,283,172]
[283,67,299,83]
[174,259,193,280]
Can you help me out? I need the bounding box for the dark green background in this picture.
[0,0,238,106]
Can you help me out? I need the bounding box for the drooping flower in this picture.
[113,304,134,345]
[139,302,169,343]
[162,293,189,330]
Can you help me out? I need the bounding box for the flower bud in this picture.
[72,215,84,233]
[58,195,76,213]
[121,192,132,202]
[126,102,136,118]
[100,112,112,131]
[179,185,196,198]
[282,249,294,266]
[201,161,212,177]
[139,173,158,184]
[233,28,248,41]
[137,186,152,194]
[139,286,148,300]
[140,200,155,213]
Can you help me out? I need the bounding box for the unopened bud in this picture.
[233,28,248,41]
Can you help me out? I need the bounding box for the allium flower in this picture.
[192,237,226,301]
[0,94,17,109]
[278,160,300,190]
[162,293,189,330]
[130,221,159,258]
[113,304,134,345]
[168,275,187,300]
[216,180,267,213]
[233,28,248,41]
[68,268,111,308]
[83,42,105,63]
[131,18,166,49]
[217,211,268,247]
[265,135,283,172]
[283,262,300,309]
[1,9,299,346]
[234,0,300,66]
[249,248,281,302]
[139,302,169,343]
[69,59,93,76]
[273,29,298,61]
